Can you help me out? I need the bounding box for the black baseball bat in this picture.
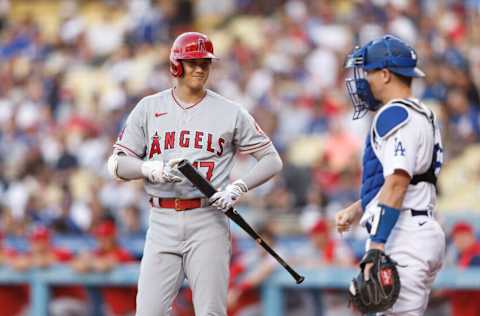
[177,160,305,284]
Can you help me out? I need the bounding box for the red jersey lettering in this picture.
[217,138,225,156]
[194,131,204,149]
[164,132,175,149]
[206,133,215,153]
[179,130,190,147]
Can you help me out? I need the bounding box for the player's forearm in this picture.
[368,171,410,245]
[241,145,283,190]
[350,200,363,216]
[378,171,410,208]
[369,242,385,251]
[116,154,144,180]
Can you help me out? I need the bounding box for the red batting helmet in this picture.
[169,32,218,77]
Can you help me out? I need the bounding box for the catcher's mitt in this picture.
[348,249,401,314]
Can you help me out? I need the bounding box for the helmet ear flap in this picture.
[170,60,184,77]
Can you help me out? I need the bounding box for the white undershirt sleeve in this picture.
[240,144,283,190]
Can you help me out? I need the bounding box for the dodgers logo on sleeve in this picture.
[394,137,405,156]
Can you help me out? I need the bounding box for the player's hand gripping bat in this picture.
[177,160,305,284]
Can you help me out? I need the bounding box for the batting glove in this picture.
[141,159,183,183]
[209,180,248,212]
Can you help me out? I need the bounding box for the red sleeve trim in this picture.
[238,138,271,150]
[113,143,142,158]
[238,141,272,154]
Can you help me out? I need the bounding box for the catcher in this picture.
[336,35,446,315]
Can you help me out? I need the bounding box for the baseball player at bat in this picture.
[106,32,283,316]
[336,35,446,315]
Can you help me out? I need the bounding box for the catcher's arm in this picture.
[370,106,418,250]
[364,170,410,279]
[370,170,410,249]
[377,170,410,209]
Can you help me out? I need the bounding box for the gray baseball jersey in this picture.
[114,88,271,196]
[113,88,272,316]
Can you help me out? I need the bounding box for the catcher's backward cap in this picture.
[346,35,425,78]
[169,32,218,77]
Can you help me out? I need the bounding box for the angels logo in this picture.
[394,137,405,156]
[149,132,162,159]
[197,38,206,53]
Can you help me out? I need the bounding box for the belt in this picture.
[411,209,432,217]
[149,197,206,211]
[366,209,432,233]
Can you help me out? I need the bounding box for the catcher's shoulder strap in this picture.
[374,104,410,139]
[392,99,438,188]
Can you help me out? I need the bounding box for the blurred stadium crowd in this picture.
[0,0,480,315]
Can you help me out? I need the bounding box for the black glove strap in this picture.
[360,249,383,270]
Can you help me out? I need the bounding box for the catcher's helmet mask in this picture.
[345,34,425,119]
[170,32,218,77]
